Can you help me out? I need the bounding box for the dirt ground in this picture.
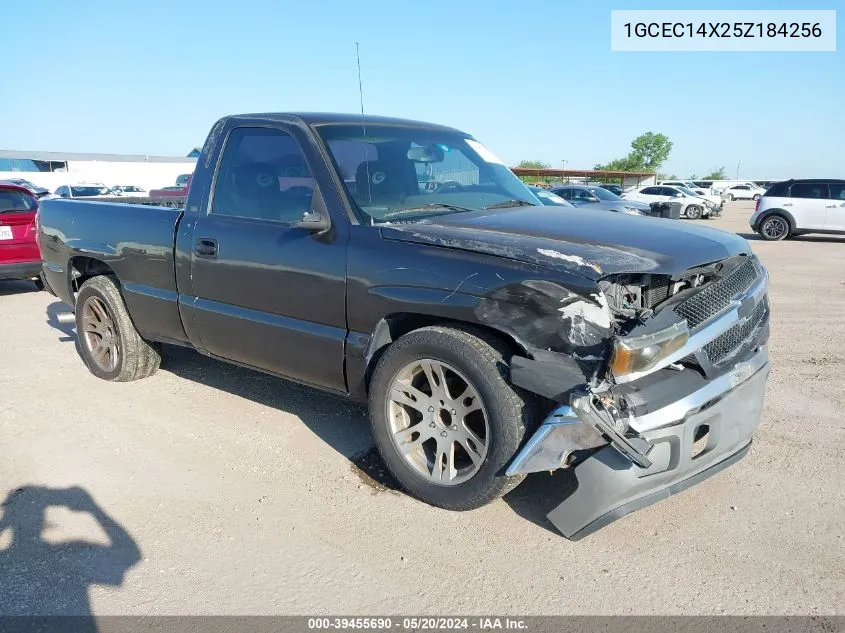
[0,200,842,615]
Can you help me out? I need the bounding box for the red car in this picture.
[0,183,42,289]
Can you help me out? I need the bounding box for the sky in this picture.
[2,0,842,179]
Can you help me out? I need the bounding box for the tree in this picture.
[629,132,673,171]
[701,167,726,180]
[595,132,673,173]
[517,160,551,169]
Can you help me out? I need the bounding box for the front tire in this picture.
[685,205,703,220]
[368,326,538,511]
[75,275,161,381]
[758,214,791,241]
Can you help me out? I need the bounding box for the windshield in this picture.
[587,186,621,201]
[677,186,699,197]
[0,188,37,213]
[71,186,110,197]
[316,125,538,222]
[531,188,571,206]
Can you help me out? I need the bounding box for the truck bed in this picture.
[38,198,187,343]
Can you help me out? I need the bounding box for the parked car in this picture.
[527,186,574,207]
[623,185,718,219]
[148,185,188,198]
[0,178,51,199]
[111,185,148,197]
[596,184,623,196]
[551,185,651,216]
[658,180,710,195]
[657,181,722,207]
[54,184,113,199]
[708,180,761,194]
[721,183,766,202]
[750,179,845,240]
[0,183,42,289]
[39,112,771,540]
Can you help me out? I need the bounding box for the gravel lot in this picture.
[1,201,843,616]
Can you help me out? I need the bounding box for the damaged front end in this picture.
[508,254,771,539]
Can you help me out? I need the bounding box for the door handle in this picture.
[783,203,793,207]
[194,238,218,259]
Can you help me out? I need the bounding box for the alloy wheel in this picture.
[81,296,120,372]
[386,359,489,485]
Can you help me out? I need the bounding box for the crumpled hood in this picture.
[380,206,750,280]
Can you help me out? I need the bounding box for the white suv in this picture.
[622,185,719,219]
[751,179,845,240]
[721,183,766,202]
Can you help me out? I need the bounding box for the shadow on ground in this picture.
[41,313,575,529]
[46,301,77,344]
[0,485,140,624]
[503,470,579,534]
[0,280,41,297]
[737,231,845,243]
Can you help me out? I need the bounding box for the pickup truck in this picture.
[38,113,771,539]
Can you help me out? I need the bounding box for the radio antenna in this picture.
[355,42,373,211]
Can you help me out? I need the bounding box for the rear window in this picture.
[764,182,789,197]
[790,183,828,199]
[71,186,110,197]
[0,188,37,213]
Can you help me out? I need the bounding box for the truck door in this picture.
[185,125,347,392]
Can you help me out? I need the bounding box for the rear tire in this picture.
[368,325,539,511]
[75,275,161,381]
[727,194,735,202]
[753,194,761,201]
[32,277,44,291]
[685,205,703,220]
[758,214,791,241]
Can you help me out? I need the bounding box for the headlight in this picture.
[610,321,689,377]
[621,207,643,215]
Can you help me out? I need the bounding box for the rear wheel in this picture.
[369,325,538,510]
[75,275,161,381]
[685,205,703,220]
[32,277,44,291]
[727,194,735,202]
[758,214,791,241]
[753,194,761,201]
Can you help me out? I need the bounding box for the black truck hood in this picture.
[380,206,750,280]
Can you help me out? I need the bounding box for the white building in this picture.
[0,150,197,192]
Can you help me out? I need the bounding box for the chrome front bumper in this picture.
[507,345,770,539]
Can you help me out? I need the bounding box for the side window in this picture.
[765,182,789,197]
[640,187,659,195]
[211,127,315,223]
[555,189,572,200]
[790,183,829,199]
[571,188,592,201]
[735,185,749,190]
[829,183,845,200]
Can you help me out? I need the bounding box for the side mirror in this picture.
[674,192,684,198]
[292,209,330,232]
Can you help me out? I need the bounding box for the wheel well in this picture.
[363,313,524,392]
[69,256,116,294]
[757,209,795,232]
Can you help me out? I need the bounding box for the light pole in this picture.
[561,159,567,184]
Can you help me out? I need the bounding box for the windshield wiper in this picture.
[482,199,537,210]
[383,203,476,218]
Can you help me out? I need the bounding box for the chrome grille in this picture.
[675,257,759,329]
[704,299,768,365]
